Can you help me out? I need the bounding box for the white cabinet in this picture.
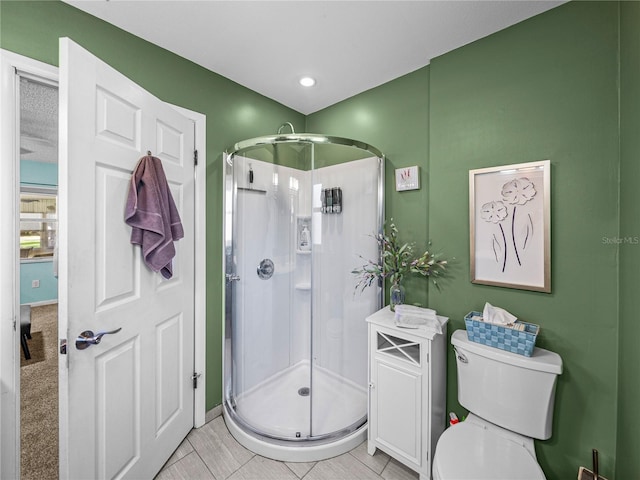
[366,306,447,480]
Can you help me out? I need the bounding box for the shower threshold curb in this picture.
[223,405,367,463]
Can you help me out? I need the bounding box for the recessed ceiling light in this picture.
[299,77,316,87]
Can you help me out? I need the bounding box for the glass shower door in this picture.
[309,149,382,438]
[226,146,314,440]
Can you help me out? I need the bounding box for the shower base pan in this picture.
[224,361,368,462]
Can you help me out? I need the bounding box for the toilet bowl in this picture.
[432,330,562,480]
[432,414,545,480]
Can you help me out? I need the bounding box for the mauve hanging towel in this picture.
[125,155,184,279]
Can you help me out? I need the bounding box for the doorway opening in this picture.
[17,73,60,480]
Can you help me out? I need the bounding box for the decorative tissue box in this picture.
[464,311,539,357]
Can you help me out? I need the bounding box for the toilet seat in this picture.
[433,421,546,480]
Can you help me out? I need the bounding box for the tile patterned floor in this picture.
[155,416,419,480]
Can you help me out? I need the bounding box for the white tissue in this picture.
[394,305,437,318]
[394,305,442,333]
[482,302,517,325]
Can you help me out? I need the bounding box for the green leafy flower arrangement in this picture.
[352,221,448,292]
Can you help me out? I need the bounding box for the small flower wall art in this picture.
[469,160,551,292]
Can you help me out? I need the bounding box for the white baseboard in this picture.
[23,300,58,307]
[205,404,223,424]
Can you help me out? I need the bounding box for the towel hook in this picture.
[146,150,152,156]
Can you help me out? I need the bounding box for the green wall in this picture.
[617,2,640,478]
[310,2,626,478]
[429,3,619,478]
[0,0,305,409]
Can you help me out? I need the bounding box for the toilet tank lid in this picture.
[451,330,562,375]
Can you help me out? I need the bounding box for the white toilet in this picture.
[432,330,563,480]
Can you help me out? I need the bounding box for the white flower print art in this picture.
[470,160,551,293]
[480,200,509,272]
[501,178,536,267]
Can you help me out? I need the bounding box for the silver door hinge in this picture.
[194,150,198,166]
[192,372,202,389]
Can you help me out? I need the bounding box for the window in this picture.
[20,189,57,260]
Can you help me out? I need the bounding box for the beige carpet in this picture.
[20,303,58,480]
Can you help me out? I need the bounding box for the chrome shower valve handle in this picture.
[75,327,122,350]
[257,258,275,280]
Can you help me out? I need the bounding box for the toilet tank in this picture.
[451,329,562,440]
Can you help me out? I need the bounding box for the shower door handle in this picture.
[226,274,241,283]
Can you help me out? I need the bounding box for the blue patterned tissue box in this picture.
[464,311,539,357]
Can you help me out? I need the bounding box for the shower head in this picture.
[277,122,295,135]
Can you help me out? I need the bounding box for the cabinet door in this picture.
[371,357,422,466]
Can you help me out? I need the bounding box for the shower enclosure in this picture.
[223,129,384,461]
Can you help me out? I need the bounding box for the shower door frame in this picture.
[223,134,384,448]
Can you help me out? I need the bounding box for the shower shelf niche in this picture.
[295,214,311,291]
[296,215,311,253]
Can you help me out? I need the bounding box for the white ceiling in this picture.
[20,77,58,164]
[66,1,564,115]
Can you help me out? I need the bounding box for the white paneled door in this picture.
[59,38,195,479]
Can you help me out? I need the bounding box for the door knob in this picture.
[75,328,122,350]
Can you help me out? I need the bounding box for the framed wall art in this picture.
[469,160,550,293]
[395,166,420,191]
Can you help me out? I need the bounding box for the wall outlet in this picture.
[31,279,40,288]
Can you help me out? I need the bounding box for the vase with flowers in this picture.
[352,221,449,311]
